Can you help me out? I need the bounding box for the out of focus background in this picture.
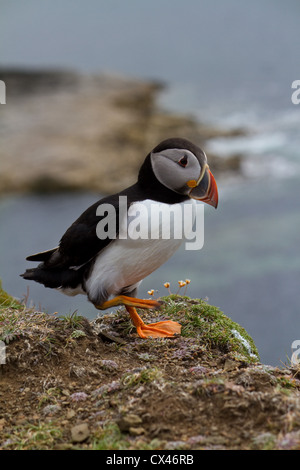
[0,0,299,366]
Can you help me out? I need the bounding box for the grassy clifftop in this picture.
[1,281,300,450]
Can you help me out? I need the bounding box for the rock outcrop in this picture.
[0,69,244,195]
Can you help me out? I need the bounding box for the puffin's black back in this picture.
[151,137,203,156]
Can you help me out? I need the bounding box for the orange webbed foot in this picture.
[136,320,182,338]
[96,295,180,339]
[126,305,181,339]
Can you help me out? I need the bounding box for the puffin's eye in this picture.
[178,155,188,167]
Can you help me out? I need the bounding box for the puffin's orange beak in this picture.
[189,167,218,209]
[199,169,218,208]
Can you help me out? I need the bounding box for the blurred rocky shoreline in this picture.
[0,69,245,195]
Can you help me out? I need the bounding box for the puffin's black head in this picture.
[139,138,218,208]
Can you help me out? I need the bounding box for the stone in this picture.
[117,414,143,432]
[42,404,61,416]
[71,423,90,443]
[128,426,145,436]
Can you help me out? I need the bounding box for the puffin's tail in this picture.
[21,246,86,290]
[20,263,85,290]
[20,267,39,281]
[20,247,63,288]
[20,265,63,288]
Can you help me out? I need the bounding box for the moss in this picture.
[0,280,22,310]
[92,423,163,450]
[92,423,131,450]
[0,281,28,343]
[251,432,277,450]
[5,421,63,450]
[0,280,259,363]
[122,367,163,388]
[160,295,260,363]
[0,281,92,349]
[277,376,298,394]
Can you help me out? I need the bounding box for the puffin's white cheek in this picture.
[151,159,178,191]
[151,158,195,194]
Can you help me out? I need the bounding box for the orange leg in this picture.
[96,295,164,310]
[96,295,181,338]
[126,306,181,338]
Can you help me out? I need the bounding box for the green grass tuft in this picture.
[92,423,130,450]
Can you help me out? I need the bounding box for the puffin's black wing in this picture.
[26,247,58,262]
[21,192,128,288]
[58,196,120,268]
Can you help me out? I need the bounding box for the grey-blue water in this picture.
[1,0,300,366]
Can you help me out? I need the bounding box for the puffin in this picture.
[21,138,218,338]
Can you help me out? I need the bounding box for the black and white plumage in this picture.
[21,138,218,338]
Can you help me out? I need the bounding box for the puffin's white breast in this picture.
[85,199,197,300]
